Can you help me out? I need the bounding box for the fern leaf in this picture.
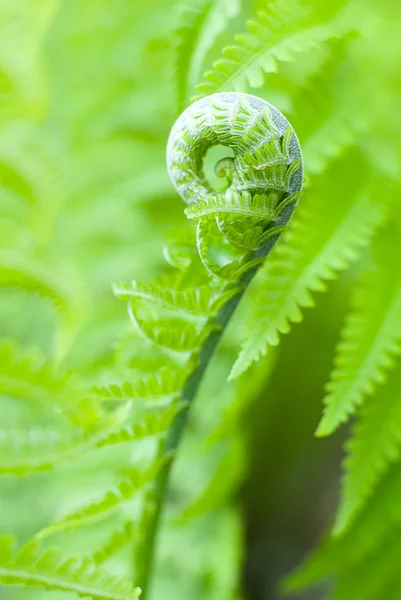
[96,403,181,447]
[185,190,299,222]
[197,0,352,94]
[285,466,401,594]
[290,48,361,176]
[0,255,87,359]
[0,339,75,405]
[0,427,84,475]
[175,0,241,109]
[93,522,134,565]
[332,365,401,535]
[230,166,388,379]
[0,405,130,475]
[88,367,188,407]
[303,106,358,176]
[176,437,246,524]
[0,536,141,599]
[317,229,401,437]
[129,306,220,352]
[36,458,167,539]
[114,280,234,317]
[330,536,401,600]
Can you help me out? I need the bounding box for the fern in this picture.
[97,403,182,448]
[36,458,167,539]
[1,2,399,600]
[0,339,76,408]
[197,0,354,95]
[0,536,141,599]
[0,404,130,475]
[285,466,401,598]
[174,0,241,110]
[0,256,86,359]
[87,367,188,406]
[331,364,401,535]
[93,522,135,565]
[230,164,388,378]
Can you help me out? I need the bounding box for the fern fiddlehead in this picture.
[117,92,303,597]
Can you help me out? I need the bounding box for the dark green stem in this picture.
[139,206,295,599]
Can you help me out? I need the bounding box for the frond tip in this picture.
[0,536,141,599]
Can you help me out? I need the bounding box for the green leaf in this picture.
[96,403,182,447]
[0,256,87,359]
[230,163,388,379]
[93,522,135,565]
[197,0,353,94]
[36,458,167,539]
[175,0,241,109]
[0,537,141,600]
[0,339,76,406]
[317,227,401,437]
[333,365,401,535]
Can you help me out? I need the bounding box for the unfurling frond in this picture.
[0,536,141,600]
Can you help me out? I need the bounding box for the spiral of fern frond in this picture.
[115,92,303,424]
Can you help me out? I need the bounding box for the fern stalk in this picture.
[133,91,304,597]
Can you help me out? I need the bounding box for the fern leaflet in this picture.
[230,166,388,378]
[0,536,141,600]
[317,227,401,436]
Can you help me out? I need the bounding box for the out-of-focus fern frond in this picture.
[332,364,401,535]
[97,403,182,447]
[174,0,241,110]
[0,339,75,405]
[285,466,401,598]
[0,536,141,599]
[0,256,87,359]
[197,0,354,95]
[36,458,167,539]
[318,226,401,437]
[93,521,135,565]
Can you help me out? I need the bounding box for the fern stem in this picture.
[139,227,286,599]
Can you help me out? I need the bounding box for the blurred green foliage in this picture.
[0,0,401,599]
